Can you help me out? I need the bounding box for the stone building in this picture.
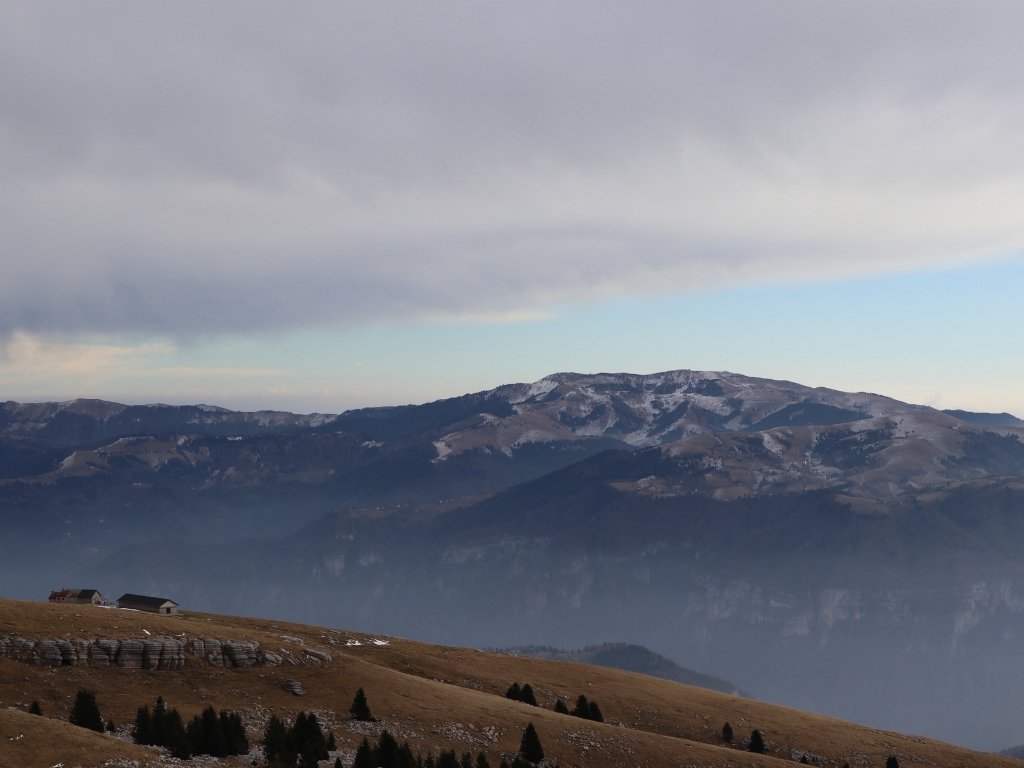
[48,589,103,605]
[116,593,180,615]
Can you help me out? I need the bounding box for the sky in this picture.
[2,2,1024,416]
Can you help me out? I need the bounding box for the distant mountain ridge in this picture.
[502,642,746,696]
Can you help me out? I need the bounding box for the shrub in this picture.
[721,721,733,743]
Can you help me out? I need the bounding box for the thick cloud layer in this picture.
[3,1,1024,338]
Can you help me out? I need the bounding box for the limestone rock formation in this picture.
[0,633,326,671]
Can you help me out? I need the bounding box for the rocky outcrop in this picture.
[0,634,328,670]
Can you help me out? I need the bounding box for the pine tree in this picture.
[353,737,376,768]
[134,705,154,744]
[437,750,460,768]
[886,757,900,768]
[518,722,544,765]
[350,687,375,721]
[519,684,537,707]
[152,696,167,747]
[69,689,105,732]
[571,694,589,718]
[721,721,733,743]
[377,729,400,768]
[28,700,42,716]
[475,752,491,768]
[553,699,569,715]
[223,710,249,755]
[506,683,522,701]
[460,752,473,768]
[292,711,329,766]
[264,714,295,768]
[749,728,765,754]
[335,759,344,768]
[587,700,603,723]
[164,709,191,760]
[106,719,116,732]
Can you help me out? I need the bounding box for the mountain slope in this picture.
[0,597,1019,768]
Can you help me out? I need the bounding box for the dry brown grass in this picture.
[0,598,1014,768]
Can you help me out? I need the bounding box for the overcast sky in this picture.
[2,2,1024,414]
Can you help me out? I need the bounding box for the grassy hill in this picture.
[0,597,1014,768]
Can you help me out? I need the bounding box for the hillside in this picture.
[0,597,1016,768]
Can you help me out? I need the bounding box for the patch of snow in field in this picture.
[432,441,452,462]
[371,639,389,646]
[346,639,362,646]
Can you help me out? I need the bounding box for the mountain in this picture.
[4,369,1024,749]
[1,596,1020,768]
[502,643,746,696]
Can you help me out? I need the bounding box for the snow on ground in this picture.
[432,441,452,462]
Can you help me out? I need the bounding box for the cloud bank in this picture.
[3,1,1024,339]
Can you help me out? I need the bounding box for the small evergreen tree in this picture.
[475,752,491,768]
[519,684,537,707]
[292,711,329,766]
[460,752,473,768]
[506,683,522,701]
[553,699,569,715]
[264,714,296,768]
[376,729,400,768]
[350,687,375,721]
[152,696,168,747]
[28,700,42,716]
[572,694,590,719]
[721,721,733,743]
[353,737,376,768]
[518,722,544,765]
[749,728,765,754]
[886,757,900,768]
[106,719,116,733]
[335,759,344,768]
[223,710,249,755]
[69,689,105,732]
[163,708,191,760]
[134,705,154,745]
[587,700,603,723]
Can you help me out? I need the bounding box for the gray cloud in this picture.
[3,1,1024,338]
